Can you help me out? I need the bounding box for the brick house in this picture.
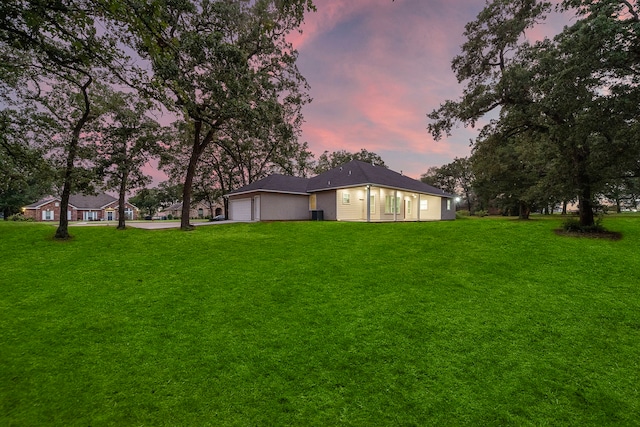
[158,201,224,219]
[24,193,139,222]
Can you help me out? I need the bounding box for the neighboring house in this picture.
[158,201,223,219]
[23,193,139,222]
[225,160,456,222]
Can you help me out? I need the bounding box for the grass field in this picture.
[1,216,639,425]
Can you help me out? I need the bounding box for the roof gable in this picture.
[24,197,60,209]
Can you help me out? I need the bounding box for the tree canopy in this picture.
[428,0,640,227]
[1,0,315,235]
[112,0,314,230]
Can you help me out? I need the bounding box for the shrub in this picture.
[167,214,173,220]
[457,210,470,217]
[8,213,33,222]
[562,217,606,233]
[474,210,488,217]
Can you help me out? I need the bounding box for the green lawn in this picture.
[1,216,639,425]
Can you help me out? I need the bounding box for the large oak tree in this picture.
[428,0,640,227]
[115,0,314,230]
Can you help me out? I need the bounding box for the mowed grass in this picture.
[1,216,639,426]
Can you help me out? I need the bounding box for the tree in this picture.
[313,149,387,174]
[471,130,557,218]
[428,0,640,227]
[117,0,314,230]
[0,109,53,218]
[157,182,184,210]
[94,91,163,229]
[129,187,161,218]
[0,0,127,238]
[421,157,475,212]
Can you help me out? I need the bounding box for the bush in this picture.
[457,210,470,217]
[474,210,488,217]
[562,217,606,233]
[167,214,173,220]
[8,213,33,222]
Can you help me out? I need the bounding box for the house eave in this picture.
[225,189,310,198]
[309,183,453,198]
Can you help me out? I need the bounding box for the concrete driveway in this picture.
[70,220,236,229]
[128,220,235,229]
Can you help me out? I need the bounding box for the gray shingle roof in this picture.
[226,161,454,198]
[308,160,453,197]
[68,193,118,209]
[25,193,118,209]
[24,197,58,209]
[227,174,311,196]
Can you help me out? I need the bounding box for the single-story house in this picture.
[158,200,223,219]
[225,160,456,222]
[23,193,138,222]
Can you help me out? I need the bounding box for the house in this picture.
[23,193,139,222]
[225,160,456,222]
[158,200,224,219]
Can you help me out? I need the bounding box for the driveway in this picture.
[70,220,236,229]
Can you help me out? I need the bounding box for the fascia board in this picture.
[225,189,310,198]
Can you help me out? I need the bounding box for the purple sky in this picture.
[288,0,570,180]
[144,0,569,185]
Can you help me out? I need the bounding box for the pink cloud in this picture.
[294,0,574,180]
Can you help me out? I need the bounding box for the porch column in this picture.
[417,194,421,222]
[366,185,371,222]
[394,190,398,222]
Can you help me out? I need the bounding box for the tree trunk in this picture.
[181,143,204,230]
[117,172,127,230]
[578,196,595,227]
[518,200,530,220]
[181,123,216,230]
[55,129,82,239]
[55,76,92,240]
[576,176,595,227]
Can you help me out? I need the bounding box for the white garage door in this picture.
[230,198,252,221]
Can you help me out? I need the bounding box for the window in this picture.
[420,199,428,211]
[447,199,452,210]
[342,192,351,205]
[125,208,133,220]
[42,210,54,220]
[84,211,97,221]
[309,194,317,210]
[384,195,401,214]
[370,195,376,214]
[406,200,412,215]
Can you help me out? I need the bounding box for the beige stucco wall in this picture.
[259,193,310,220]
[330,186,447,221]
[418,194,442,221]
[315,191,337,220]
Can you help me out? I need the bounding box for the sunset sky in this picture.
[287,0,569,180]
